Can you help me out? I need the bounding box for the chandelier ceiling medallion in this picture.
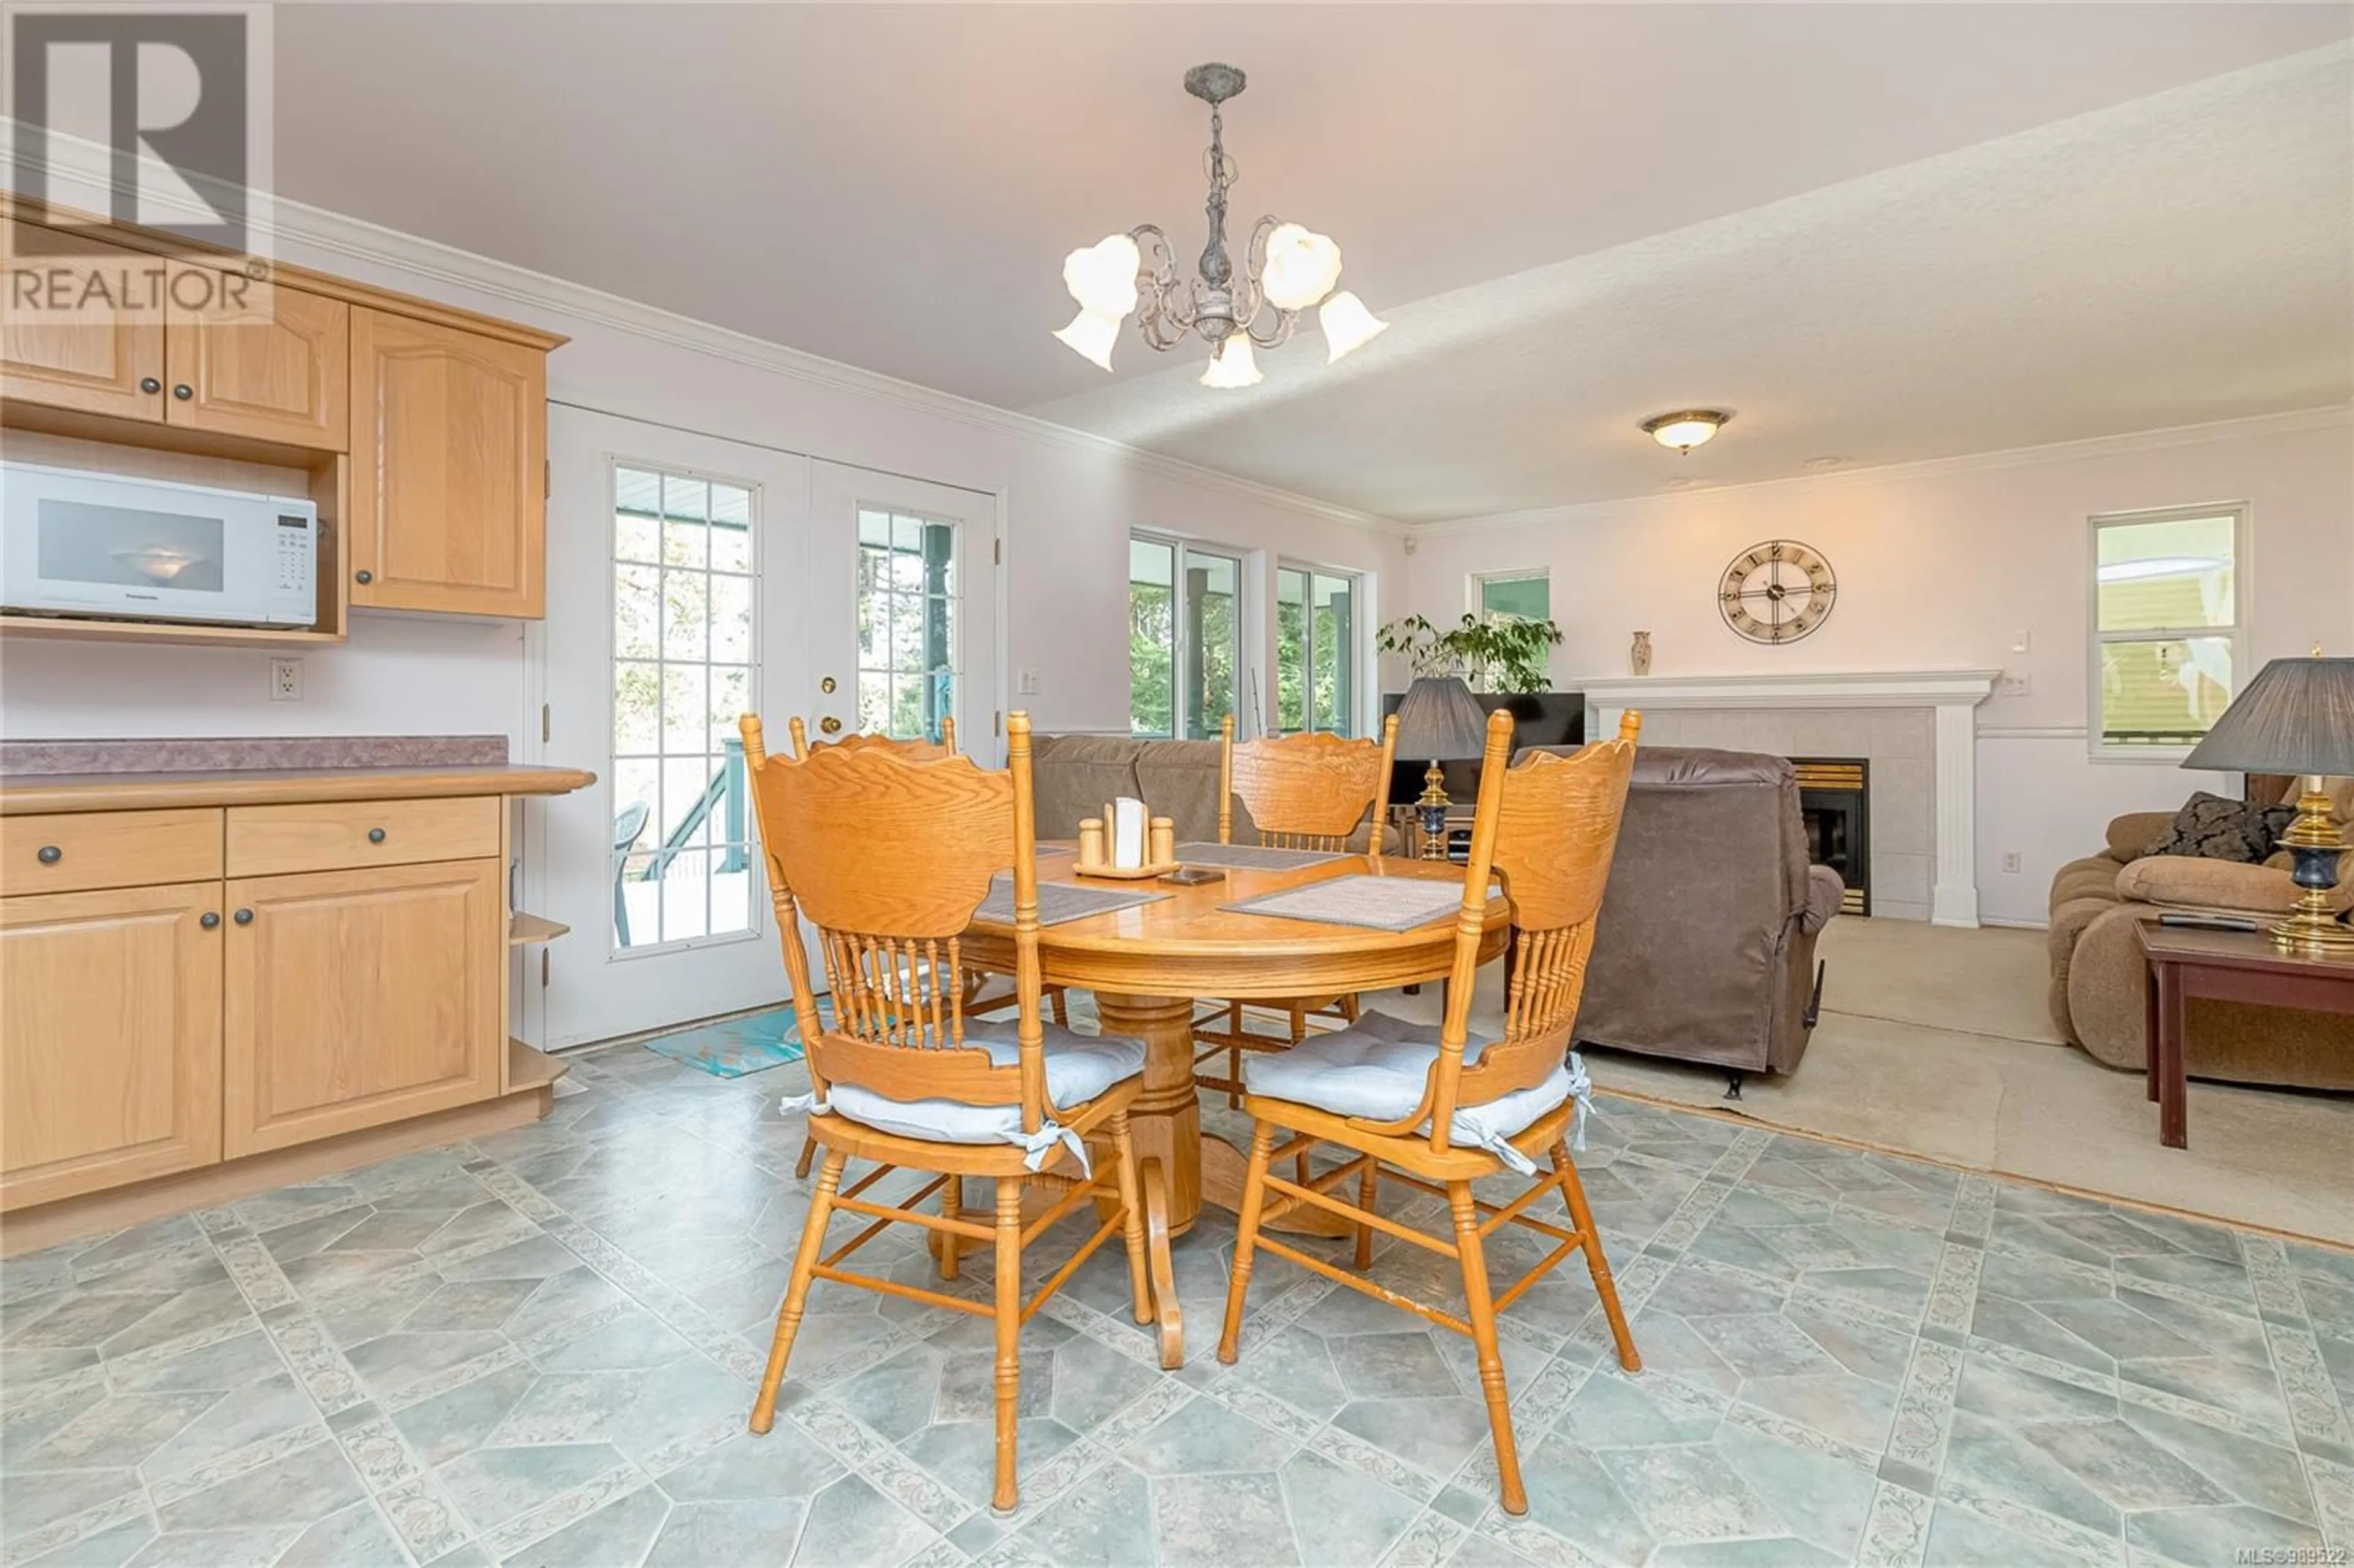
[1054,63,1387,389]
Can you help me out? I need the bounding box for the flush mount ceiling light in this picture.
[1053,63,1387,387]
[1642,409,1730,454]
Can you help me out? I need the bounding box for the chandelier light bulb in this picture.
[1053,307,1122,371]
[1200,335,1263,388]
[1642,410,1730,453]
[1061,234,1141,318]
[1262,224,1344,311]
[1319,291,1388,362]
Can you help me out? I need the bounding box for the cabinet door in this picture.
[1,881,223,1210]
[165,266,349,451]
[348,308,546,618]
[223,858,501,1157]
[0,223,167,419]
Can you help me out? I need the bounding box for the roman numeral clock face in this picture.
[1720,539,1837,644]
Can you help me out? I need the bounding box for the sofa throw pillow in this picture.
[2143,791,2298,863]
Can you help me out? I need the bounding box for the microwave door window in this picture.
[38,501,226,595]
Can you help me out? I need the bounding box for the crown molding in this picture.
[0,128,1408,542]
[1411,405,2354,541]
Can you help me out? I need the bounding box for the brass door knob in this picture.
[819,716,844,734]
[819,676,837,694]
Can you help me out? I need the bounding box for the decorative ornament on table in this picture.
[1720,539,1837,645]
[1630,631,1653,677]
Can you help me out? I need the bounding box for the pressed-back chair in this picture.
[755,715,1068,1179]
[739,710,1156,1512]
[1217,707,1644,1517]
[1194,712,1400,1106]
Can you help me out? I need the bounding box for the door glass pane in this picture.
[2097,516,2236,631]
[1181,548,1239,740]
[1129,539,1176,737]
[1312,571,1357,735]
[612,465,757,951]
[855,513,958,744]
[1276,567,1309,733]
[2097,635,2236,750]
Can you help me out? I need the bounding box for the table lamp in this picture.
[2182,650,2354,955]
[1392,675,1490,859]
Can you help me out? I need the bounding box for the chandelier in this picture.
[1053,63,1388,388]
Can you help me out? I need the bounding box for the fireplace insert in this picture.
[1790,756,1869,916]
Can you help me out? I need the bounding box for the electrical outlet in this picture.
[269,657,303,702]
[1997,671,2032,698]
[2002,851,2022,874]
[1018,669,1042,695]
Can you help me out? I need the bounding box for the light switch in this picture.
[2010,630,2032,654]
[1018,669,1042,695]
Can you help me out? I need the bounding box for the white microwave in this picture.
[0,462,318,628]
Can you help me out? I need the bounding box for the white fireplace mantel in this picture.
[1577,669,2000,928]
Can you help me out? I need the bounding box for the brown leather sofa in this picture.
[1557,747,1845,1089]
[2047,777,2354,1089]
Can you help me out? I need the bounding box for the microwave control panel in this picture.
[276,514,316,595]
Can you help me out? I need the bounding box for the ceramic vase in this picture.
[1631,631,1653,677]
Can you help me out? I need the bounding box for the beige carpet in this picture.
[1370,918,2354,1247]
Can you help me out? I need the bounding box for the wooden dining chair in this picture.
[1217,708,1644,1518]
[1194,713,1400,1108]
[755,715,1067,1180]
[739,709,1158,1513]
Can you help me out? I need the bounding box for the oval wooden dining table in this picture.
[961,846,1510,1364]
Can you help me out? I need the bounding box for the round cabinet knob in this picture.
[139,377,162,394]
[36,845,61,864]
[355,569,373,585]
[233,908,254,925]
[172,383,193,400]
[819,716,844,735]
[200,911,221,929]
[367,827,386,843]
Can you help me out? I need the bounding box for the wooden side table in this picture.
[2136,920,2354,1148]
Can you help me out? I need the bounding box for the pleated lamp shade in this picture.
[1393,676,1490,762]
[2182,657,2354,777]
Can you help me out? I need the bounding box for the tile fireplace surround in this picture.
[1580,671,1998,926]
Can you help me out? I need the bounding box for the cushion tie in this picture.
[1566,1051,1596,1153]
[779,1089,832,1118]
[1009,1121,1089,1177]
[1450,1104,1542,1176]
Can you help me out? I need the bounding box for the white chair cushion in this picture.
[812,1021,1146,1174]
[1241,1008,1580,1173]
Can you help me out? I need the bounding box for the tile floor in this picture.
[3,1040,2351,1568]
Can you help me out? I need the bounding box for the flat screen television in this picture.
[1381,690,1586,807]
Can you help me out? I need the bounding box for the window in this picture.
[1129,535,1241,739]
[611,467,756,950]
[857,509,958,744]
[1277,564,1360,735]
[1475,568,1550,623]
[2090,506,2245,758]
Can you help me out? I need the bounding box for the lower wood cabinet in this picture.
[0,881,223,1209]
[223,858,502,1157]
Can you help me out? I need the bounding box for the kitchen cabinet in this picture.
[223,857,503,1157]
[0,222,165,420]
[166,264,349,451]
[348,308,547,618]
[0,881,223,1208]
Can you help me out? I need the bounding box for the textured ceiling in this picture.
[1031,45,2354,522]
[264,5,2353,522]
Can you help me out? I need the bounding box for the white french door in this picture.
[528,415,1001,1048]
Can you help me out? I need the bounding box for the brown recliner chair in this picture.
[1556,747,1845,1092]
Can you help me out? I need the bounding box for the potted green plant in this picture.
[1377,612,1564,693]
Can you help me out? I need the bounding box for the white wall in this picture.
[0,201,1406,750]
[1400,413,2354,925]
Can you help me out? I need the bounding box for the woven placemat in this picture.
[1221,873,1474,932]
[973,873,1168,927]
[1174,842,1350,871]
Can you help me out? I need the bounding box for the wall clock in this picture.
[1719,539,1837,645]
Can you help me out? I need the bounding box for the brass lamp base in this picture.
[1416,759,1452,860]
[2270,785,2354,956]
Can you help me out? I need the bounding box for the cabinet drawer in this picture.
[226,796,500,877]
[0,809,224,895]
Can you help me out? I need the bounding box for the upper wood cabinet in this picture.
[0,880,224,1210]
[348,308,547,619]
[0,223,166,420]
[166,264,349,451]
